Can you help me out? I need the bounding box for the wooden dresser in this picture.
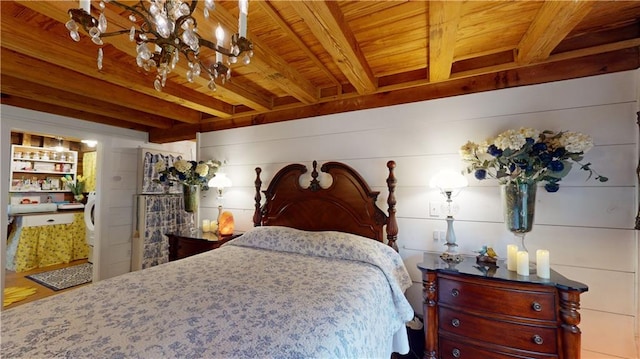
[418,253,588,359]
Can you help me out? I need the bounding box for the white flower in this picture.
[174,159,192,173]
[459,141,478,160]
[519,127,540,139]
[560,131,593,153]
[195,163,209,177]
[494,129,526,151]
[154,160,166,172]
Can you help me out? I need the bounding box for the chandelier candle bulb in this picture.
[215,25,224,64]
[516,251,529,276]
[239,0,248,38]
[507,244,518,271]
[80,0,90,13]
[536,249,550,279]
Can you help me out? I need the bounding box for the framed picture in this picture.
[138,148,185,194]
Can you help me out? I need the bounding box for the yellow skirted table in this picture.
[6,212,88,273]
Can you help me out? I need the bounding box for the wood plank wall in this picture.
[199,70,638,359]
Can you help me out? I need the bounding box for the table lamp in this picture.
[208,172,232,221]
[429,169,468,263]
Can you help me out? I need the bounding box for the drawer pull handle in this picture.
[533,335,544,345]
[47,219,55,223]
[451,288,460,297]
[451,318,461,327]
[452,348,461,358]
[532,302,542,311]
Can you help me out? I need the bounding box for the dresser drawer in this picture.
[439,307,558,353]
[22,213,75,227]
[439,336,558,359]
[438,276,556,320]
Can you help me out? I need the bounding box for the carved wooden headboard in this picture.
[253,160,398,250]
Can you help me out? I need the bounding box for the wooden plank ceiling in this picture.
[1,1,639,143]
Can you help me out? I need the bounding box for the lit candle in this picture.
[215,25,225,64]
[507,244,518,271]
[536,249,550,279]
[202,219,211,232]
[517,251,529,276]
[238,0,248,38]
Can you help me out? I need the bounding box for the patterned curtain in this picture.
[83,152,97,192]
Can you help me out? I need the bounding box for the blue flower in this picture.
[548,160,564,172]
[532,142,547,152]
[487,145,503,157]
[544,182,560,192]
[474,169,487,180]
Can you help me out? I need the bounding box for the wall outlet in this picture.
[429,201,441,217]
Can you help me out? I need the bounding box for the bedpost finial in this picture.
[387,160,396,170]
[310,160,321,192]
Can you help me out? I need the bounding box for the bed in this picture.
[1,160,414,358]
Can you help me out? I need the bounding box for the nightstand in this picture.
[418,252,588,359]
[167,230,241,261]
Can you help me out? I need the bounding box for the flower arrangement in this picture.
[61,174,85,195]
[460,128,608,192]
[154,158,221,191]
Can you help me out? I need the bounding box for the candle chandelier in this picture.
[65,0,253,92]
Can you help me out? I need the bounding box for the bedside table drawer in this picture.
[438,276,556,320]
[439,307,558,354]
[439,336,558,359]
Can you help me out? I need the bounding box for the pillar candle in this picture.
[202,219,211,232]
[516,251,529,276]
[507,244,518,271]
[536,249,550,279]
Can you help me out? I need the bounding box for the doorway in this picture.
[4,131,99,307]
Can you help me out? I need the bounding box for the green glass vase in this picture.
[182,184,199,213]
[502,181,537,237]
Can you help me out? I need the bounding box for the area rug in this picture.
[3,286,37,307]
[26,263,92,291]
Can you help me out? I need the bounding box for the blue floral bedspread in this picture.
[1,226,414,358]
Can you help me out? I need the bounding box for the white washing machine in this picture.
[84,191,96,264]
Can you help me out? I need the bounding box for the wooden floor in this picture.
[4,259,90,310]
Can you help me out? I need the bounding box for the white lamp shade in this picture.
[208,172,232,189]
[429,169,468,191]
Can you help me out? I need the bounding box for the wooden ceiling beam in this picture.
[1,95,151,132]
[202,1,319,104]
[428,1,463,82]
[2,48,202,124]
[289,1,377,95]
[256,1,341,88]
[150,48,639,143]
[516,0,595,64]
[1,75,174,129]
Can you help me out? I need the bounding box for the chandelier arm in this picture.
[189,0,199,15]
[199,37,234,57]
[110,1,157,39]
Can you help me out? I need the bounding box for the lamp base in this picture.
[440,252,463,264]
